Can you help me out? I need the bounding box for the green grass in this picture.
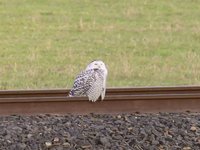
[1,0,200,89]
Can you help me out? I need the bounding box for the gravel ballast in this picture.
[0,113,200,150]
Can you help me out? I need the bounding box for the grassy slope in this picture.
[0,0,200,89]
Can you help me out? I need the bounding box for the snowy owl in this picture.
[69,60,108,102]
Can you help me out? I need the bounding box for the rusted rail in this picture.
[1,86,200,97]
[0,86,200,115]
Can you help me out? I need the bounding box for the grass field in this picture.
[0,0,200,90]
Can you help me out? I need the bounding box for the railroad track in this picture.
[0,86,200,115]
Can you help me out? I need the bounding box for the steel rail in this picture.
[0,86,200,115]
[1,86,200,97]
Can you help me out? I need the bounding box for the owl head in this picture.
[86,60,107,73]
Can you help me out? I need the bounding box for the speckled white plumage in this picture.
[69,60,108,102]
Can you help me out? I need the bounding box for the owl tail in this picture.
[68,90,74,97]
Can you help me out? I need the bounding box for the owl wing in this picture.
[69,69,97,97]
